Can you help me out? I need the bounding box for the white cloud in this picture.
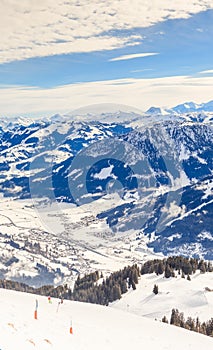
[0,1,212,63]
[109,53,158,62]
[131,69,153,73]
[199,69,213,74]
[1,75,213,117]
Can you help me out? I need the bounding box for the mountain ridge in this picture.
[146,99,213,115]
[0,109,212,285]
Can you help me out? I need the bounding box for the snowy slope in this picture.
[112,271,213,322]
[0,288,212,350]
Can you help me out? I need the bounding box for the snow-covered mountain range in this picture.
[146,99,213,117]
[0,101,212,285]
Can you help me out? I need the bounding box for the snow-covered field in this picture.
[112,271,213,323]
[0,287,212,350]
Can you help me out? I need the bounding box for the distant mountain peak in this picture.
[145,106,170,115]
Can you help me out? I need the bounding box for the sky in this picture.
[0,1,213,117]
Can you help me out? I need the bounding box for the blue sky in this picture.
[0,1,213,117]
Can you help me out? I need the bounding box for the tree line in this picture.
[0,256,212,303]
[141,256,212,278]
[162,309,213,337]
[0,264,141,306]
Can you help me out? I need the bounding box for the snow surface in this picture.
[93,164,116,180]
[112,271,213,322]
[0,288,212,350]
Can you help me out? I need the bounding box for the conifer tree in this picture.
[153,284,159,295]
[165,264,174,278]
[162,316,168,323]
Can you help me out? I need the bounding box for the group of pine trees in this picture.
[0,278,67,299]
[0,256,212,302]
[162,309,213,337]
[0,264,141,306]
[70,264,140,305]
[141,256,212,278]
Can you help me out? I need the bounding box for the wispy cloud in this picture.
[131,69,154,73]
[1,75,213,117]
[199,69,213,74]
[109,53,158,62]
[0,1,212,63]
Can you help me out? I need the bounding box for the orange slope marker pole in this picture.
[34,299,38,320]
[70,319,73,334]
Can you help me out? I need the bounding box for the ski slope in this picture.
[0,288,212,350]
[112,271,213,321]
